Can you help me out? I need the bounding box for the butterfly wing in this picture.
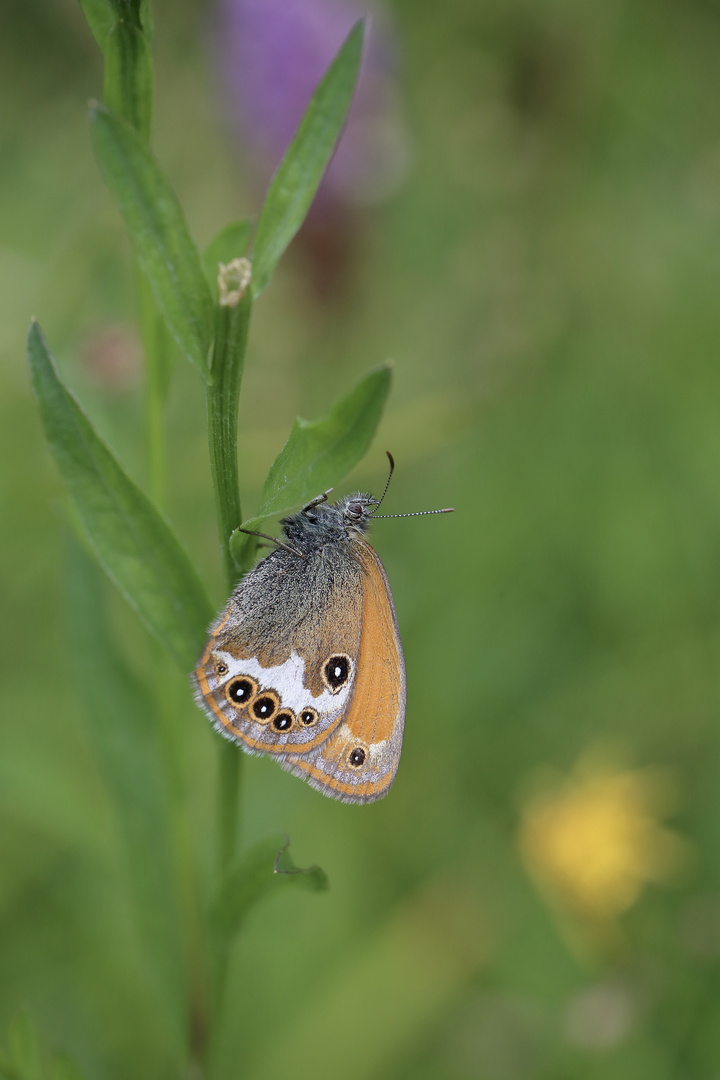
[279,541,406,804]
[193,545,365,755]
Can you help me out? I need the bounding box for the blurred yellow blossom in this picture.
[518,753,690,936]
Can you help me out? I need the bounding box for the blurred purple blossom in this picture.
[215,0,409,212]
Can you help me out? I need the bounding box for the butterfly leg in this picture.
[236,527,305,558]
[302,488,334,511]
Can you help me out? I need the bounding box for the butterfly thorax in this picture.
[280,493,377,552]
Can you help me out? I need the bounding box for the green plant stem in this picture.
[207,289,252,874]
[204,288,253,1064]
[103,18,153,141]
[206,291,252,590]
[209,740,241,1035]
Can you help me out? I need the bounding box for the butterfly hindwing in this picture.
[279,542,406,804]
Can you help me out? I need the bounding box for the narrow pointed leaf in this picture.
[210,836,328,938]
[78,0,118,50]
[28,322,213,670]
[90,103,213,375]
[236,364,391,546]
[251,20,365,296]
[66,544,186,1054]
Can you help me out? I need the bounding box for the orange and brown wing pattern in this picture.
[192,546,364,755]
[280,540,406,804]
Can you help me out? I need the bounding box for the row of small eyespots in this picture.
[215,662,365,766]
[219,668,320,733]
[228,678,368,766]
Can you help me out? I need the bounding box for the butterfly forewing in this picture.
[193,544,364,754]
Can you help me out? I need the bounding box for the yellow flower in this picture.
[518,753,689,933]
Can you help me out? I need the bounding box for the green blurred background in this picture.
[4,0,720,1076]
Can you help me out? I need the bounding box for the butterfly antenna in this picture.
[373,507,455,519]
[370,451,396,514]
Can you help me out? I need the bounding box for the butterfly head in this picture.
[281,493,378,547]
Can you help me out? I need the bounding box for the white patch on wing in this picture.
[367,741,389,763]
[213,649,353,717]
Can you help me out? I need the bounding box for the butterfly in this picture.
[192,455,452,803]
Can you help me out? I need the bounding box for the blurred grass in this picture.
[5,0,720,1077]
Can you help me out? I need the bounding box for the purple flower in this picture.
[216,0,409,211]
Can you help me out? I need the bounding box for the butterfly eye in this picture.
[299,707,318,726]
[322,654,352,693]
[225,676,258,708]
[272,710,295,732]
[347,501,363,517]
[348,748,366,767]
[251,692,280,723]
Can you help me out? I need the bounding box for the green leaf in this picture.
[136,267,178,506]
[28,322,213,670]
[210,836,328,938]
[89,103,213,375]
[251,20,365,296]
[236,364,391,548]
[202,219,254,294]
[79,0,149,44]
[66,543,186,1055]
[78,0,117,51]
